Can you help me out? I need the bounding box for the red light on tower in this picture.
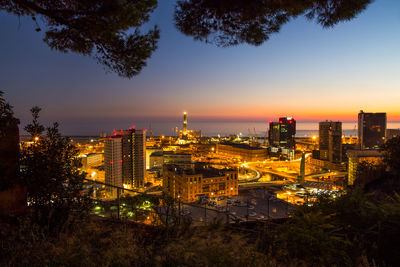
[269,120,273,124]
[110,161,113,164]
[279,120,282,124]
[289,120,293,124]
[120,160,123,163]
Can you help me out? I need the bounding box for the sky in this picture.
[1,0,400,135]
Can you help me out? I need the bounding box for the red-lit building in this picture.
[268,117,296,149]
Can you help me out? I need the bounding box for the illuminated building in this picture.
[268,117,296,149]
[81,153,103,171]
[123,129,146,188]
[319,121,342,163]
[146,147,162,169]
[105,137,123,194]
[347,150,383,185]
[105,128,146,190]
[149,151,164,169]
[216,142,267,162]
[163,164,238,202]
[183,111,188,137]
[163,151,192,169]
[358,111,386,149]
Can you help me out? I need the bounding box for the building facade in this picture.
[104,129,146,190]
[163,151,192,169]
[319,121,342,163]
[81,153,103,171]
[163,165,239,202]
[104,137,123,194]
[347,150,383,185]
[216,142,267,162]
[358,111,386,149]
[268,117,296,149]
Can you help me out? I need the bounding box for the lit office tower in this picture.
[105,129,146,190]
[319,121,342,163]
[358,111,387,149]
[268,117,296,149]
[183,111,188,135]
[105,136,123,194]
[121,129,146,188]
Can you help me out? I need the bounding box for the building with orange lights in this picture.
[216,142,267,162]
[104,128,146,192]
[163,165,238,202]
[347,149,383,185]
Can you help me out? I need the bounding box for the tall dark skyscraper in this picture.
[358,111,386,149]
[268,117,296,149]
[105,128,146,191]
[319,121,342,163]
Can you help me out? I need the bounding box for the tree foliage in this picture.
[381,136,400,173]
[1,0,159,78]
[1,1,375,76]
[174,0,373,47]
[0,91,20,190]
[258,190,400,266]
[20,107,92,234]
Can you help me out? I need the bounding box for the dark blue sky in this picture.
[1,0,400,135]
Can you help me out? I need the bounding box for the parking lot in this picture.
[181,188,296,225]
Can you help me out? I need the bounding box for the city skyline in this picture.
[1,0,400,134]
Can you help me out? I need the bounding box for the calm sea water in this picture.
[59,121,400,137]
[185,121,400,137]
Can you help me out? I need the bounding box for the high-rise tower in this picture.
[105,136,123,196]
[319,121,342,163]
[358,111,386,149]
[183,111,188,133]
[105,128,146,191]
[268,117,296,149]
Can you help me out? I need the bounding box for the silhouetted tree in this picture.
[20,107,92,234]
[1,0,159,78]
[381,136,400,173]
[174,0,372,47]
[0,91,20,190]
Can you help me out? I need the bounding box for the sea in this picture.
[50,121,400,138]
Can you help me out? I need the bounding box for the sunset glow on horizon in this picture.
[1,0,400,134]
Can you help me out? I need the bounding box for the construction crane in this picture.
[248,128,252,143]
[253,128,258,145]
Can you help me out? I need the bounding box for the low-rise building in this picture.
[163,151,192,169]
[149,151,164,169]
[81,153,103,170]
[163,165,239,202]
[216,142,267,162]
[347,150,383,185]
